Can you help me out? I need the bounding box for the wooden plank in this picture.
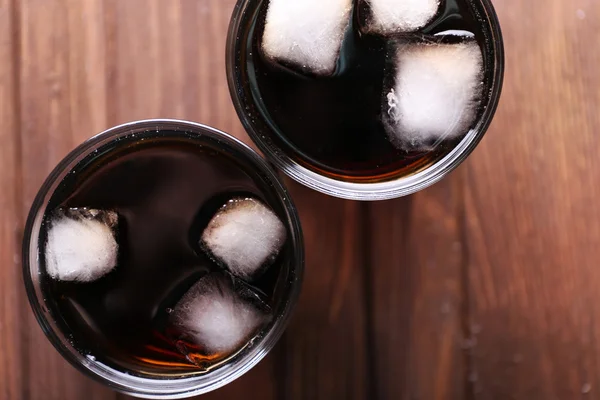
[18,0,116,398]
[273,183,370,400]
[366,177,466,400]
[0,0,23,398]
[106,0,248,142]
[66,0,109,139]
[465,0,600,398]
[103,1,274,399]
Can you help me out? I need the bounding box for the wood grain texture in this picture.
[464,1,600,399]
[276,183,370,400]
[2,0,600,399]
[19,0,116,398]
[105,0,247,141]
[367,176,466,400]
[0,0,23,398]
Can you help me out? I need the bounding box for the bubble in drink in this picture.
[201,197,286,280]
[383,39,484,149]
[45,208,118,282]
[171,273,270,357]
[359,0,441,34]
[261,0,352,75]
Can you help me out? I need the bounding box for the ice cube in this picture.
[383,40,484,149]
[201,197,286,280]
[261,0,352,75]
[45,208,119,282]
[171,274,269,355]
[360,0,440,34]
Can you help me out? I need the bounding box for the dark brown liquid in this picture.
[40,132,290,377]
[234,0,496,182]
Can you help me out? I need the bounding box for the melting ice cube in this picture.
[45,208,119,282]
[383,39,484,149]
[201,197,286,280]
[261,0,352,75]
[360,0,441,34]
[170,273,269,356]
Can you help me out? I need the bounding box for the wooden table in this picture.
[1,1,599,399]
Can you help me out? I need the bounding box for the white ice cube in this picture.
[383,40,484,149]
[201,198,286,280]
[171,274,268,354]
[45,209,118,282]
[363,0,440,34]
[261,0,352,75]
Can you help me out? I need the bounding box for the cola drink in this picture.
[227,0,503,198]
[23,121,303,396]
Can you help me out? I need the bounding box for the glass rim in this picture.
[22,119,305,399]
[226,0,505,201]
